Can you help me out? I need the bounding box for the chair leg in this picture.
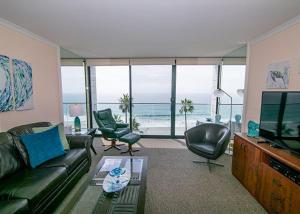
[103,140,125,151]
[193,159,224,171]
[192,160,208,164]
[121,144,139,156]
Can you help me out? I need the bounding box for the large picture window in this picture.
[61,66,87,129]
[219,65,246,120]
[92,66,130,127]
[218,65,246,134]
[61,58,246,137]
[176,65,215,135]
[131,65,172,135]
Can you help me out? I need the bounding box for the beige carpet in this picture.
[59,137,266,214]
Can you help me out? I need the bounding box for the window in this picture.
[176,65,215,135]
[61,66,87,129]
[131,65,172,135]
[92,66,130,127]
[219,65,246,123]
[60,58,246,137]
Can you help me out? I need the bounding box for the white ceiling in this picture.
[0,0,300,58]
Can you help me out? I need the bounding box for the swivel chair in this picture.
[93,108,130,151]
[185,123,231,171]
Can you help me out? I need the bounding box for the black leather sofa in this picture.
[0,122,92,214]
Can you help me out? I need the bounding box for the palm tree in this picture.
[119,94,130,123]
[113,114,123,123]
[132,117,141,132]
[179,98,194,131]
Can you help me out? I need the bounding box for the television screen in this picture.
[259,92,300,153]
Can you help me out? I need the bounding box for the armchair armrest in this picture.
[99,128,115,134]
[66,135,92,166]
[214,131,231,154]
[116,123,129,128]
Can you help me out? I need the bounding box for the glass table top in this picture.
[70,156,147,214]
[91,157,144,186]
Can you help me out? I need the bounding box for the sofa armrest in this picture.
[67,135,91,148]
[67,135,92,166]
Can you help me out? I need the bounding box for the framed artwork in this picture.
[266,61,290,89]
[0,55,14,112]
[12,59,34,110]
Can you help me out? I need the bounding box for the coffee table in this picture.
[71,156,148,214]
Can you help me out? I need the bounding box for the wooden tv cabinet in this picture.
[232,133,300,214]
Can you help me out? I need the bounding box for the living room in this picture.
[0,1,300,214]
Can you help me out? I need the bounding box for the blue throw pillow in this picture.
[20,126,65,168]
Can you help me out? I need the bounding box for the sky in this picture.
[61,65,245,104]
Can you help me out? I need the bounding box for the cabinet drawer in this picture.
[257,163,299,214]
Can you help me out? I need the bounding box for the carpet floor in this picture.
[62,137,266,214]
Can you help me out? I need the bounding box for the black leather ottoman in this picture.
[119,133,140,156]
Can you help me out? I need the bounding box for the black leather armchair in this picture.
[93,108,130,151]
[185,123,230,171]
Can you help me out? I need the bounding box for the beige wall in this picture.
[243,22,300,130]
[0,24,62,131]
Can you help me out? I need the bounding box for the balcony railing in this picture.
[63,102,243,135]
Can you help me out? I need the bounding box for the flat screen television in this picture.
[259,91,300,155]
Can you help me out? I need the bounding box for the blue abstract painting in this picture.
[12,59,33,110]
[0,55,13,112]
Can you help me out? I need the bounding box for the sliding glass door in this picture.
[219,65,246,133]
[61,66,87,129]
[175,65,215,135]
[92,66,129,127]
[131,65,172,135]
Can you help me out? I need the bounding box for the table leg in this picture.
[89,131,97,155]
[91,144,97,155]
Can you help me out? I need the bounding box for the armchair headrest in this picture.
[93,108,116,129]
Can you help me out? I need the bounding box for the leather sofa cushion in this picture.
[39,149,87,174]
[8,122,52,167]
[8,122,52,137]
[20,126,65,168]
[0,167,67,209]
[32,123,70,150]
[0,133,23,179]
[0,199,29,214]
